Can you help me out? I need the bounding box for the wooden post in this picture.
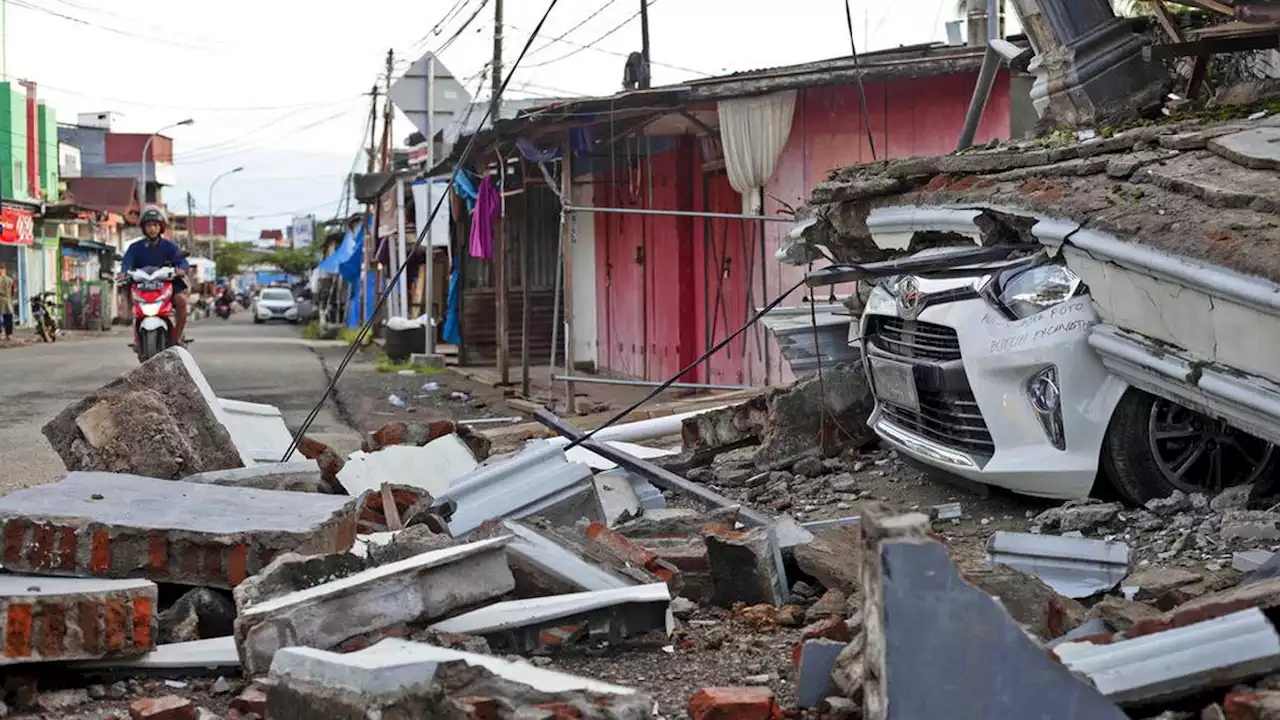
[495,159,510,384]
[520,161,531,398]
[561,142,576,413]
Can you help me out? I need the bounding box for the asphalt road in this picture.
[0,309,360,494]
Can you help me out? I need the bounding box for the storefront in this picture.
[0,203,36,323]
[60,238,116,330]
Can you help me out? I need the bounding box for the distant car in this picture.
[252,288,301,324]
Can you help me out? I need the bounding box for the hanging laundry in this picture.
[469,175,499,260]
[453,170,479,211]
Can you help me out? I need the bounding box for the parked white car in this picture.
[853,247,1274,503]
[252,287,300,324]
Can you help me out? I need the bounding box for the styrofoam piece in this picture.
[986,531,1130,598]
[431,583,672,636]
[1056,608,1280,706]
[270,638,636,697]
[73,637,240,671]
[339,434,478,499]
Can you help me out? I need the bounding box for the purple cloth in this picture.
[469,176,499,260]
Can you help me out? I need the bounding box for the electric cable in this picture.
[521,0,620,60]
[520,1,654,70]
[507,22,713,76]
[844,0,879,161]
[7,0,221,52]
[45,0,235,49]
[281,0,566,461]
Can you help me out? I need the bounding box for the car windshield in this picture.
[260,289,293,302]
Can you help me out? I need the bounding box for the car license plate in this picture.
[869,356,920,413]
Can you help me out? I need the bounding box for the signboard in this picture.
[290,215,314,248]
[389,51,471,151]
[412,179,451,247]
[0,206,34,246]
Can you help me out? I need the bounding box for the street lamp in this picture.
[208,166,244,263]
[138,118,194,211]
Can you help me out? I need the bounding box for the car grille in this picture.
[865,316,962,361]
[865,314,994,456]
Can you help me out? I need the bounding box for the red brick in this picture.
[79,600,100,654]
[37,603,66,659]
[533,702,583,719]
[587,523,660,567]
[203,545,223,583]
[57,526,77,572]
[179,545,201,578]
[90,531,111,574]
[129,695,195,720]
[132,598,153,649]
[105,598,126,651]
[334,515,357,551]
[334,624,410,653]
[231,686,267,716]
[453,696,502,720]
[3,520,26,566]
[687,687,776,720]
[538,623,585,648]
[227,544,249,587]
[4,603,33,659]
[27,523,55,569]
[148,534,168,578]
[792,616,853,665]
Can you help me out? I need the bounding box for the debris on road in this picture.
[985,530,1130,598]
[0,575,157,664]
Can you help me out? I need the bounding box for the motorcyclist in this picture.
[121,206,189,343]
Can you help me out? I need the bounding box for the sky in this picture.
[1,0,989,242]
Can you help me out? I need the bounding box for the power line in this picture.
[283,0,565,460]
[45,0,235,50]
[435,0,491,56]
[507,20,713,76]
[178,97,367,161]
[7,0,221,52]
[520,2,652,70]
[521,0,620,59]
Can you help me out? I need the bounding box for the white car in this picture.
[252,287,300,324]
[856,248,1275,502]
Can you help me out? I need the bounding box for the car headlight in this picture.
[997,264,1082,319]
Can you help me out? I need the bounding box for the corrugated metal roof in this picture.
[986,531,1130,599]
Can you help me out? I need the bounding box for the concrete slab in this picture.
[0,472,360,588]
[1208,126,1280,171]
[500,520,638,594]
[797,639,845,708]
[593,473,642,527]
[72,636,240,673]
[0,574,157,664]
[182,461,331,494]
[216,397,294,466]
[269,637,637,697]
[235,537,515,676]
[431,583,671,652]
[338,435,478,499]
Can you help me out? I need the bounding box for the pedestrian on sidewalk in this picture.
[0,265,14,341]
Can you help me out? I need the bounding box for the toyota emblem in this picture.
[897,277,924,319]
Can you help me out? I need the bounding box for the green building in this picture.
[0,82,32,203]
[37,102,57,202]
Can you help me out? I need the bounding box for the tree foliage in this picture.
[215,242,256,279]
[266,247,319,276]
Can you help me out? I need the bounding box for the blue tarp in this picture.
[443,268,462,345]
[319,222,364,287]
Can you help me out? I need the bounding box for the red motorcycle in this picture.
[126,265,178,362]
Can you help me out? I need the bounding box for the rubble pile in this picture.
[14,347,1280,719]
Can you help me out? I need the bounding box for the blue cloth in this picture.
[453,171,478,212]
[443,267,462,345]
[122,237,189,272]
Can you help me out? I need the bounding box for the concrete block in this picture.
[42,347,247,478]
[432,583,672,653]
[71,636,240,673]
[0,575,157,664]
[216,397,294,466]
[339,434,478,499]
[703,525,784,607]
[1235,550,1275,573]
[861,516,1127,719]
[268,638,642,719]
[797,639,845,708]
[182,461,334,494]
[593,472,642,527]
[235,537,515,676]
[234,552,369,611]
[0,472,360,588]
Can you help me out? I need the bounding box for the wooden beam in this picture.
[1187,52,1211,100]
[678,109,716,135]
[1151,0,1185,42]
[1165,0,1234,16]
[520,161,532,399]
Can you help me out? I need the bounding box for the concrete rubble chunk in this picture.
[859,509,1127,720]
[680,396,769,456]
[496,519,637,596]
[363,524,459,566]
[592,473,642,527]
[158,587,236,644]
[235,537,515,676]
[1236,550,1276,574]
[0,471,360,588]
[428,441,597,537]
[181,461,336,494]
[964,564,1087,641]
[1056,608,1280,706]
[614,506,742,538]
[1211,127,1280,170]
[1130,578,1280,639]
[797,638,845,708]
[931,503,962,521]
[233,551,369,610]
[431,583,672,653]
[130,695,196,720]
[1212,485,1254,512]
[1105,149,1179,179]
[42,347,246,478]
[793,525,861,595]
[1158,124,1250,151]
[703,525,785,607]
[268,638,644,719]
[1088,595,1162,634]
[1122,567,1203,604]
[339,433,478,500]
[754,363,874,468]
[985,530,1130,598]
[0,575,157,664]
[1138,151,1280,214]
[70,636,240,673]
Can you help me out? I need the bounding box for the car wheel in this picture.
[1101,388,1277,504]
[253,317,263,325]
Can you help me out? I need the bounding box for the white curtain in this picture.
[716,90,798,215]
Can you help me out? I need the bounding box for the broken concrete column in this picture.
[858,508,1128,719]
[680,395,769,454]
[755,362,874,468]
[794,525,862,595]
[0,575,157,665]
[1009,0,1164,127]
[234,537,515,676]
[964,565,1087,641]
[268,638,647,719]
[0,472,360,588]
[233,551,369,610]
[42,347,246,479]
[703,525,785,607]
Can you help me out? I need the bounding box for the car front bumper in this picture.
[860,281,1127,500]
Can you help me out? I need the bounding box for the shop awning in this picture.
[63,238,116,253]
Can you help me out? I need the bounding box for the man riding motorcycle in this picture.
[121,206,189,344]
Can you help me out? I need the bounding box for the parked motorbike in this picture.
[126,265,178,362]
[28,292,58,342]
[215,298,232,320]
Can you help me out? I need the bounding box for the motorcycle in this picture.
[215,298,232,320]
[28,292,57,342]
[126,265,178,362]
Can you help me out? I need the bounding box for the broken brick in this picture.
[585,522,680,585]
[792,615,853,665]
[231,686,267,716]
[129,695,195,720]
[452,696,503,720]
[688,687,776,720]
[1129,578,1280,639]
[296,435,346,492]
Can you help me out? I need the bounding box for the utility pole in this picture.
[491,0,503,123]
[639,0,651,89]
[186,192,195,253]
[381,49,394,171]
[366,85,379,174]
[492,0,508,384]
